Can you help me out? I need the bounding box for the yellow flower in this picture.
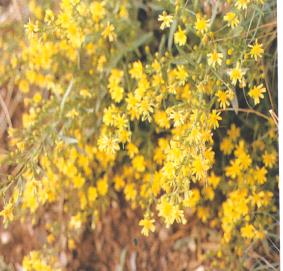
[73,175,85,188]
[249,39,264,61]
[197,207,210,223]
[47,234,55,244]
[207,51,223,68]
[126,93,140,120]
[24,19,39,38]
[228,62,245,85]
[241,224,255,239]
[203,186,215,201]
[19,79,30,93]
[118,129,131,143]
[127,143,139,158]
[68,239,76,250]
[183,189,200,208]
[97,176,108,196]
[87,186,97,202]
[1,0,277,258]
[216,90,230,109]
[90,2,106,23]
[22,250,56,271]
[139,217,155,236]
[192,156,210,179]
[220,137,234,155]
[254,167,267,184]
[154,111,170,129]
[98,134,120,154]
[194,15,209,34]
[132,155,146,172]
[174,26,187,46]
[208,173,220,188]
[114,176,125,191]
[138,96,154,122]
[0,202,14,224]
[227,48,233,55]
[151,171,163,195]
[263,151,277,168]
[33,92,42,103]
[237,152,252,170]
[44,9,54,25]
[248,84,266,105]
[157,197,177,227]
[119,5,129,18]
[225,160,241,179]
[66,108,79,118]
[227,124,240,140]
[208,110,222,129]
[167,110,185,127]
[174,65,188,85]
[109,86,124,103]
[107,68,125,103]
[235,0,251,10]
[97,55,107,72]
[69,214,82,230]
[103,105,118,126]
[158,11,173,30]
[108,68,123,84]
[224,12,239,28]
[102,22,116,42]
[129,61,143,80]
[80,89,91,98]
[124,183,137,201]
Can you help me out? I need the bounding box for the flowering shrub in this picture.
[0,0,278,270]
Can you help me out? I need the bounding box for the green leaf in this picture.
[59,135,78,145]
[107,32,153,71]
[168,18,177,51]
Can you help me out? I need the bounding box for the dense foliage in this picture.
[0,0,278,270]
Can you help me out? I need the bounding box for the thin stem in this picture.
[217,107,270,121]
[269,109,278,126]
[263,61,276,111]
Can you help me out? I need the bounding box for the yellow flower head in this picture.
[174,26,187,46]
[224,12,239,28]
[102,22,116,42]
[132,155,146,172]
[158,11,173,30]
[241,224,256,239]
[0,202,14,224]
[263,151,277,168]
[235,0,251,10]
[216,90,230,109]
[228,62,246,85]
[157,197,178,227]
[98,134,120,154]
[249,39,264,61]
[207,51,223,68]
[208,110,222,129]
[97,176,108,196]
[139,217,155,236]
[194,15,209,34]
[248,84,266,105]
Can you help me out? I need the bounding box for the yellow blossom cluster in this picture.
[0,0,277,269]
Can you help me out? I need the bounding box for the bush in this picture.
[0,0,278,270]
